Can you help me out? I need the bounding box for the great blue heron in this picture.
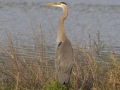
[45,2,73,85]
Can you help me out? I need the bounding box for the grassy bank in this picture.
[0,30,120,90]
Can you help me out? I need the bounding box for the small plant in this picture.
[45,79,71,90]
[0,84,7,90]
[93,30,105,57]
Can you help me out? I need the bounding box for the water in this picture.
[0,0,120,53]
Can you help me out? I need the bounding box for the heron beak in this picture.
[45,2,57,6]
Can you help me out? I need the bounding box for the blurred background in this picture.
[0,0,120,53]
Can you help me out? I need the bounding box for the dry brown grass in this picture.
[0,30,120,90]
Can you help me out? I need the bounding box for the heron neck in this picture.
[57,6,68,43]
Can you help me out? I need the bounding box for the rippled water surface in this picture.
[0,0,120,53]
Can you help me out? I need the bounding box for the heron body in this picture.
[55,37,73,85]
[46,2,73,85]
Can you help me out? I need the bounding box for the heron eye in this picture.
[57,2,61,5]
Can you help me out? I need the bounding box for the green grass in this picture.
[45,79,71,90]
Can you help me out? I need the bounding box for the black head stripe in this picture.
[60,2,67,5]
[58,42,62,47]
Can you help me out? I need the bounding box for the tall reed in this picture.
[0,30,120,90]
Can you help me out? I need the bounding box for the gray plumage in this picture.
[45,2,73,85]
[55,38,73,85]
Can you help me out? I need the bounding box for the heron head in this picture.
[45,2,67,9]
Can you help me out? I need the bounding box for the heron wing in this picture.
[55,38,73,85]
[55,38,73,75]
